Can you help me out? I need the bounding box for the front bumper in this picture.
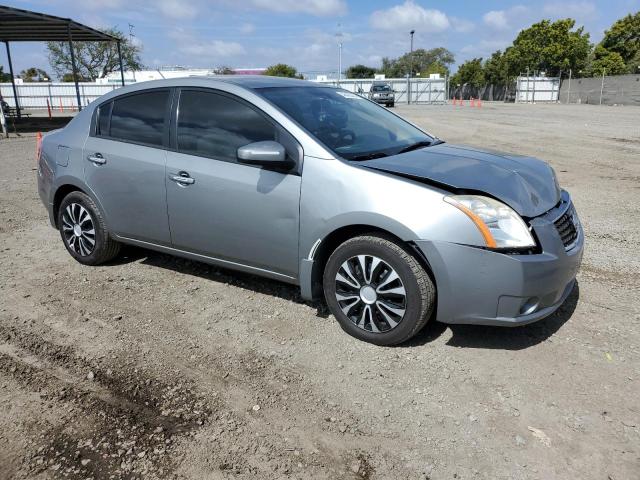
[416,194,583,326]
[370,96,394,104]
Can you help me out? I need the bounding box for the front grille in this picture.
[554,207,578,249]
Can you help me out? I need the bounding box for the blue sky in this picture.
[4,0,640,78]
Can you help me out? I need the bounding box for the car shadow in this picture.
[109,245,330,318]
[404,282,580,350]
[107,246,579,348]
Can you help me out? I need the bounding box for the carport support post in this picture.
[4,41,20,119]
[117,40,125,86]
[0,98,7,137]
[67,25,82,112]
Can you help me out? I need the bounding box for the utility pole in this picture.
[336,24,343,85]
[599,69,605,105]
[408,29,415,104]
[567,69,572,104]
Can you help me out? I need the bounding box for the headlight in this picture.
[373,93,380,98]
[444,195,536,249]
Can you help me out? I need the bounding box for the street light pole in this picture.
[339,41,342,84]
[408,29,415,105]
[336,25,343,85]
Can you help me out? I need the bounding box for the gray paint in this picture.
[359,143,560,218]
[37,76,583,327]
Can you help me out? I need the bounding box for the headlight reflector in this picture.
[445,195,536,249]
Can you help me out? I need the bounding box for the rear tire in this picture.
[323,234,435,346]
[58,191,120,265]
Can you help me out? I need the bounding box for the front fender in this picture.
[297,156,487,299]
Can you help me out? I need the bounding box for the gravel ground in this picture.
[0,102,638,480]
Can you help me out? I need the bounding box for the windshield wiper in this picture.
[397,140,438,154]
[349,152,389,161]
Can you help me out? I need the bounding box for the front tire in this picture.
[323,235,435,346]
[58,191,120,265]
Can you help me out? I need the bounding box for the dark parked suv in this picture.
[368,83,395,107]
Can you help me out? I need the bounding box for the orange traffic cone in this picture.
[35,132,43,162]
[452,97,457,106]
[477,98,482,108]
[470,97,476,107]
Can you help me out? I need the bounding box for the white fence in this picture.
[316,78,448,104]
[515,76,560,103]
[2,77,449,110]
[0,82,122,110]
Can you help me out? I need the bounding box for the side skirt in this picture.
[112,235,299,285]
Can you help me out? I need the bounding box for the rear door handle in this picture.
[169,172,195,185]
[87,153,106,165]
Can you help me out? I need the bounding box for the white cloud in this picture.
[157,0,198,19]
[169,29,245,60]
[483,10,509,30]
[79,0,125,9]
[482,6,530,31]
[181,40,245,58]
[248,0,346,16]
[370,1,450,32]
[240,23,255,34]
[451,17,475,33]
[460,39,509,57]
[543,1,596,18]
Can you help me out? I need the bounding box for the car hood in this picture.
[359,143,560,218]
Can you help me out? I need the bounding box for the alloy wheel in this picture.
[334,254,407,333]
[61,203,96,256]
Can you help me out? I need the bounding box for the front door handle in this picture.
[87,153,106,165]
[169,172,195,185]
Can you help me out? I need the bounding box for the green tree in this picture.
[600,12,640,73]
[450,58,485,87]
[61,73,78,82]
[420,61,448,77]
[587,45,628,76]
[502,19,591,76]
[47,27,142,81]
[483,50,511,84]
[345,64,377,79]
[0,65,12,82]
[264,63,302,78]
[381,47,455,77]
[19,67,50,82]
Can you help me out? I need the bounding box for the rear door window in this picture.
[109,90,170,147]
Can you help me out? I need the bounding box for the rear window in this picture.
[108,90,169,147]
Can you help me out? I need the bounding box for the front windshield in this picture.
[256,86,434,160]
[372,85,391,92]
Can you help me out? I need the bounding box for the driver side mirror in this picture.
[237,141,293,169]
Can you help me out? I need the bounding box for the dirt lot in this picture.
[1,102,638,480]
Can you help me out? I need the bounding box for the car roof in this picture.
[106,75,325,93]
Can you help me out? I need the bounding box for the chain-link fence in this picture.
[559,74,640,106]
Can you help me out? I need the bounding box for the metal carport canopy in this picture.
[0,5,125,117]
